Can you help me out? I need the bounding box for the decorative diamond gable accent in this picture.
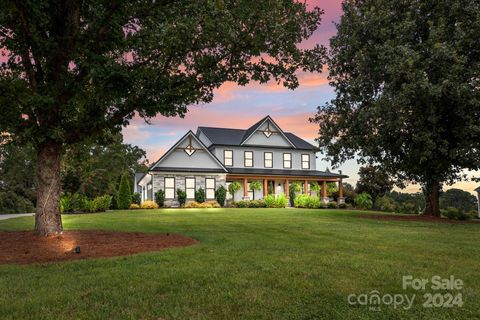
[184,144,195,156]
[263,127,273,138]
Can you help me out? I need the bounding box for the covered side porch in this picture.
[226,173,346,204]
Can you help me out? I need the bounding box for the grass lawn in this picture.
[0,209,478,319]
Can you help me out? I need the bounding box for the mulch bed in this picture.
[0,230,198,265]
[357,214,480,224]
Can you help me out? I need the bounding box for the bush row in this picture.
[232,194,289,208]
[60,193,112,213]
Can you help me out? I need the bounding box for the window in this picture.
[302,154,310,169]
[205,178,216,199]
[224,150,233,166]
[244,151,253,167]
[264,152,273,168]
[164,177,175,199]
[185,177,195,199]
[247,183,254,199]
[283,153,292,168]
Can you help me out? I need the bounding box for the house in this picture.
[476,187,480,218]
[137,116,348,206]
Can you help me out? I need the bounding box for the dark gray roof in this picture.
[475,186,480,192]
[197,126,317,150]
[242,116,269,141]
[151,167,226,173]
[226,168,348,178]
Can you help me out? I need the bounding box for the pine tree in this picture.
[116,174,132,210]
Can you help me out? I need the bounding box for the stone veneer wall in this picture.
[152,172,227,207]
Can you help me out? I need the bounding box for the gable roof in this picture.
[197,116,317,150]
[475,186,480,192]
[150,130,227,172]
[240,115,296,148]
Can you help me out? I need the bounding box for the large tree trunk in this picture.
[423,180,441,217]
[35,140,63,236]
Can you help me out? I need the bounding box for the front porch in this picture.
[226,174,345,204]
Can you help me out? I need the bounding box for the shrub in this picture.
[0,191,35,214]
[396,202,418,214]
[228,181,241,201]
[354,192,373,209]
[232,200,250,208]
[92,195,112,212]
[141,200,159,209]
[176,189,187,207]
[116,173,132,209]
[155,189,165,207]
[195,188,206,203]
[132,192,141,205]
[375,195,398,212]
[185,200,220,208]
[294,194,320,208]
[130,203,140,209]
[264,194,287,208]
[249,199,266,208]
[338,203,347,209]
[327,201,338,209]
[441,207,470,221]
[215,185,227,207]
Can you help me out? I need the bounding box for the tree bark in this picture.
[35,140,63,236]
[423,180,441,216]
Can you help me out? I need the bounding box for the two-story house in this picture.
[137,116,348,206]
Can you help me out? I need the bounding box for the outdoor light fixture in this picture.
[75,246,81,254]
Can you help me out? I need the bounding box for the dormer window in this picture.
[184,136,195,156]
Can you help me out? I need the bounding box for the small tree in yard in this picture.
[215,186,227,207]
[154,190,165,208]
[0,1,326,236]
[176,189,187,207]
[228,182,241,201]
[249,181,262,200]
[195,188,206,203]
[116,174,132,210]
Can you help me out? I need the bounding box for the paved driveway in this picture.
[0,213,34,220]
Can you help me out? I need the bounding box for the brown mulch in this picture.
[357,214,480,224]
[0,230,198,265]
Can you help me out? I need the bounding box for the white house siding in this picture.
[152,172,226,207]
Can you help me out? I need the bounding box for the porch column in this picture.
[285,179,289,198]
[321,180,328,204]
[243,178,249,200]
[338,179,345,204]
[304,180,308,195]
[263,179,268,197]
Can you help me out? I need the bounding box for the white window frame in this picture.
[244,151,253,167]
[164,177,175,199]
[264,152,273,168]
[301,154,310,169]
[283,153,292,168]
[224,150,233,166]
[185,177,196,199]
[205,178,216,200]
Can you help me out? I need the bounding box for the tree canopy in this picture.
[312,0,480,215]
[355,165,394,200]
[0,0,326,235]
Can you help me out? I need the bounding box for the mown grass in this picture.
[0,209,478,319]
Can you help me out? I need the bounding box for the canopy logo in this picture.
[347,275,464,312]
